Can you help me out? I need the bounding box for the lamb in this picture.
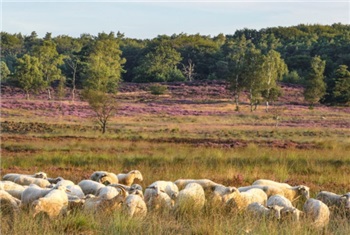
[246,202,284,220]
[32,186,69,219]
[316,191,350,214]
[117,170,143,186]
[14,175,51,188]
[3,172,48,182]
[225,187,268,212]
[174,183,206,214]
[303,198,330,228]
[78,180,105,195]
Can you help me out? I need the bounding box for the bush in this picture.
[149,84,168,95]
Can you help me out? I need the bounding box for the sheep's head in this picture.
[32,200,43,218]
[130,184,143,192]
[281,207,303,221]
[34,172,48,179]
[298,185,310,199]
[340,193,350,210]
[130,170,143,182]
[267,205,284,220]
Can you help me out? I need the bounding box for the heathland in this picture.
[1,81,349,234]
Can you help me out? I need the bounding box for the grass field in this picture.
[1,82,350,234]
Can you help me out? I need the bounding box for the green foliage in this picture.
[304,56,326,106]
[283,70,302,84]
[149,84,168,95]
[328,65,350,105]
[1,61,11,81]
[14,54,45,99]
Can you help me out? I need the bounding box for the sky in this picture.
[1,0,349,39]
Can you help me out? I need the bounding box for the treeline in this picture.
[1,23,350,106]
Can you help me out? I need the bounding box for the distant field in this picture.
[1,82,350,234]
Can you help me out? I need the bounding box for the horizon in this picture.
[2,1,349,39]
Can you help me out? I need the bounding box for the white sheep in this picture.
[0,181,27,200]
[117,170,143,186]
[65,184,85,200]
[174,183,205,214]
[3,172,48,182]
[280,206,304,222]
[78,180,105,195]
[267,194,293,208]
[14,175,51,188]
[21,184,53,208]
[225,188,268,212]
[32,186,69,219]
[316,191,350,214]
[246,202,284,220]
[252,179,292,188]
[174,178,218,191]
[239,185,285,198]
[90,171,119,185]
[303,198,330,229]
[123,193,147,218]
[96,186,120,200]
[144,181,179,203]
[0,190,22,230]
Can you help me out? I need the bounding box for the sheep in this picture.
[239,185,285,198]
[117,170,143,186]
[65,184,85,200]
[246,202,284,220]
[3,172,48,182]
[0,190,21,230]
[280,206,304,222]
[316,191,350,215]
[174,183,206,214]
[225,188,268,212]
[96,186,120,200]
[252,179,292,188]
[83,185,128,214]
[21,184,53,208]
[174,178,218,191]
[32,186,69,219]
[90,171,119,185]
[303,198,330,229]
[123,193,147,218]
[14,175,51,188]
[144,181,179,203]
[267,194,293,208]
[78,180,105,195]
[0,181,27,200]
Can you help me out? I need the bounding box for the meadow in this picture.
[1,81,350,234]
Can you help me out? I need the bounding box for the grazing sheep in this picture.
[316,191,350,214]
[3,172,48,182]
[267,195,293,208]
[14,175,51,188]
[55,179,76,188]
[123,193,147,218]
[78,180,105,195]
[0,190,21,230]
[280,206,304,222]
[65,185,85,200]
[174,178,218,191]
[91,171,119,185]
[174,183,206,214]
[32,186,69,219]
[21,184,53,208]
[0,181,27,200]
[225,188,268,212]
[144,181,179,203]
[109,183,143,195]
[239,185,285,198]
[303,198,330,228]
[96,186,120,199]
[117,170,143,186]
[246,202,284,220]
[252,179,292,188]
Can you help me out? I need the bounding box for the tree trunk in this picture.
[101,121,107,134]
[25,91,30,100]
[265,101,269,112]
[47,88,51,100]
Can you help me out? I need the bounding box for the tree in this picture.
[1,61,11,81]
[304,56,326,107]
[332,65,350,105]
[14,54,44,99]
[82,32,126,134]
[261,50,288,111]
[182,59,196,81]
[133,44,184,82]
[32,38,65,99]
[82,90,117,134]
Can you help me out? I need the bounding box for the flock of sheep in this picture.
[1,170,349,231]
